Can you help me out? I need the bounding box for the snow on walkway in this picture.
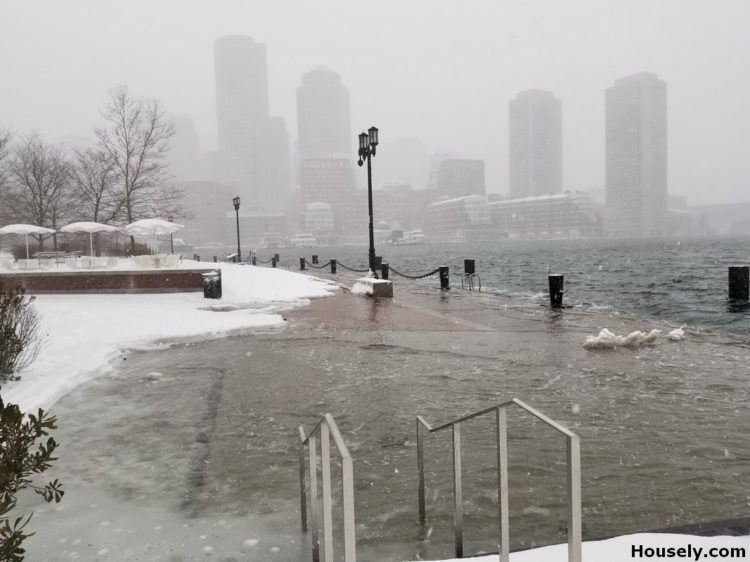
[3,261,339,412]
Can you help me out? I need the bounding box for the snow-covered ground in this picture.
[5,261,749,561]
[2,260,339,412]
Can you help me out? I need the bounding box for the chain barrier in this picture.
[304,259,332,269]
[388,266,441,280]
[336,261,370,273]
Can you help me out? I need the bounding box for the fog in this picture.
[1,0,749,204]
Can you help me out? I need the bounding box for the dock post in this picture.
[381,263,389,280]
[729,266,749,300]
[464,259,475,275]
[330,259,337,274]
[549,274,564,308]
[439,266,450,290]
[300,257,306,271]
[312,255,318,264]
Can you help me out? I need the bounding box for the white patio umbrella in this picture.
[124,218,183,253]
[0,224,57,259]
[60,222,120,256]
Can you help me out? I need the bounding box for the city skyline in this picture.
[2,1,749,205]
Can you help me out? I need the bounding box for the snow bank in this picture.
[3,261,339,412]
[583,328,662,349]
[350,281,373,295]
[418,532,750,562]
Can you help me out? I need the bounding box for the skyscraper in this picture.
[605,72,667,237]
[509,90,562,198]
[254,117,292,212]
[296,66,351,158]
[214,35,269,207]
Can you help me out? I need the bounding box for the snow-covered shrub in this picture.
[0,286,41,383]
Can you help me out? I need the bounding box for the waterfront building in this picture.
[304,202,334,234]
[214,35,269,208]
[296,66,351,158]
[423,195,494,242]
[489,191,600,239]
[436,159,486,198]
[299,156,355,207]
[605,72,668,237]
[509,89,562,198]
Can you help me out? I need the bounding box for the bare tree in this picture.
[8,134,72,250]
[94,85,180,250]
[71,147,121,224]
[0,129,10,191]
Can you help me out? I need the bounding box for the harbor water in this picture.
[22,238,750,560]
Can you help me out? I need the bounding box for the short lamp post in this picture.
[167,215,174,254]
[357,126,379,277]
[233,196,241,262]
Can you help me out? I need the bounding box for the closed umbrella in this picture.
[60,222,120,256]
[0,224,57,259]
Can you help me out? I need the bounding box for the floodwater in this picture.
[21,284,750,561]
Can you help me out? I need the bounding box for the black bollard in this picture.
[274,253,280,264]
[464,259,475,275]
[439,266,450,290]
[312,255,319,264]
[549,274,564,308]
[213,256,218,263]
[300,257,306,270]
[272,256,277,268]
[728,266,749,300]
[381,263,389,280]
[330,259,337,274]
[251,256,257,266]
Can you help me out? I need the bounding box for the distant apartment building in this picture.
[297,67,351,158]
[299,156,355,206]
[605,72,668,237]
[489,192,600,239]
[373,181,434,231]
[509,90,562,198]
[436,159,485,198]
[423,195,494,242]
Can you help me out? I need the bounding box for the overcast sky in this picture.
[2,0,748,204]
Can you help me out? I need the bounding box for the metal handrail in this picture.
[417,398,581,562]
[299,414,356,562]
[461,273,482,291]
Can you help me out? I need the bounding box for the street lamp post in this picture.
[167,215,174,254]
[233,196,241,263]
[358,126,379,277]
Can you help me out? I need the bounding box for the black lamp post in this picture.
[233,196,241,262]
[167,215,174,254]
[357,126,379,277]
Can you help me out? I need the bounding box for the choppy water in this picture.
[21,238,750,561]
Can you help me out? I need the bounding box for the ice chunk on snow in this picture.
[668,327,685,341]
[351,281,372,295]
[583,328,661,349]
[243,539,259,547]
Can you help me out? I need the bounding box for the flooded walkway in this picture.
[21,289,750,560]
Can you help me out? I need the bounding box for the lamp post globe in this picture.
[233,197,241,263]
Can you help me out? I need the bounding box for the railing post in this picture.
[299,428,308,532]
[300,257,306,270]
[330,259,337,274]
[417,419,426,524]
[567,434,582,562]
[342,455,357,562]
[496,408,509,562]
[440,266,450,290]
[321,423,333,562]
[452,423,463,558]
[309,436,320,562]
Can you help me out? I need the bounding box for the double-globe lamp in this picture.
[357,126,379,277]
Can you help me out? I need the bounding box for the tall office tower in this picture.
[214,35,269,207]
[296,66,351,157]
[167,114,203,181]
[509,90,562,198]
[437,159,486,198]
[254,116,292,212]
[606,72,667,237]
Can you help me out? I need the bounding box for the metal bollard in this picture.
[549,274,564,308]
[274,253,280,264]
[729,266,749,300]
[251,256,256,266]
[213,255,218,262]
[330,259,337,274]
[374,255,382,271]
[272,256,277,268]
[439,266,450,290]
[464,259,475,275]
[312,255,318,264]
[381,263,389,280]
[300,257,306,270]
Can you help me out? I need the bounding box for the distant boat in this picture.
[289,233,317,247]
[388,229,428,245]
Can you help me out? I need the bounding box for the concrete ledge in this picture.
[0,268,216,294]
[352,277,394,298]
